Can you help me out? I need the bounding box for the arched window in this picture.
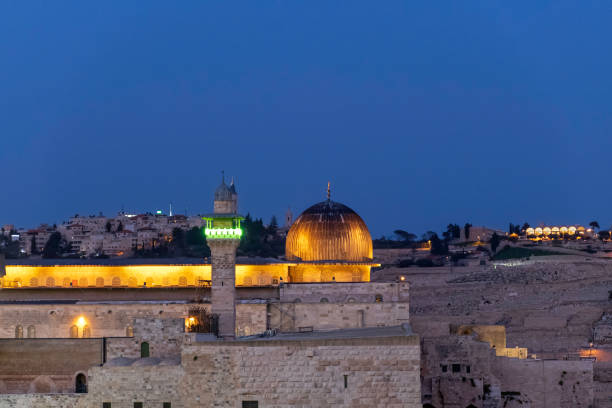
[95,277,104,287]
[46,277,55,287]
[347,297,356,303]
[82,325,91,338]
[75,373,87,393]
[111,277,121,287]
[15,325,23,339]
[162,277,170,286]
[320,298,329,303]
[69,325,78,338]
[126,325,134,337]
[178,276,187,286]
[62,278,71,287]
[294,298,301,303]
[29,277,38,287]
[128,277,137,287]
[78,278,88,287]
[27,325,36,338]
[140,342,150,358]
[375,294,383,303]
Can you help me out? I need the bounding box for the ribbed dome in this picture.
[285,200,373,262]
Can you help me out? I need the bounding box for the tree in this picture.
[42,232,63,258]
[422,231,436,241]
[394,230,416,243]
[30,236,37,255]
[464,223,472,240]
[269,216,278,229]
[430,233,448,255]
[490,232,501,253]
[589,221,600,231]
[452,224,461,240]
[105,221,112,233]
[522,222,530,233]
[267,216,278,236]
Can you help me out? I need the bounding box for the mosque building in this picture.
[0,180,378,289]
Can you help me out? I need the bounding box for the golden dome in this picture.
[285,200,373,262]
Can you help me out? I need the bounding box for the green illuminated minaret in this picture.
[203,173,243,338]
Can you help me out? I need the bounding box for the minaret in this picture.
[203,174,243,338]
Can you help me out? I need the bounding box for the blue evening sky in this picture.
[1,1,611,237]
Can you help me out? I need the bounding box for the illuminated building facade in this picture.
[1,181,377,288]
[525,225,594,240]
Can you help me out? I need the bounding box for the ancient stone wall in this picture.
[106,318,186,359]
[0,338,102,394]
[493,358,594,408]
[268,302,409,332]
[0,303,190,339]
[280,281,409,303]
[85,364,183,408]
[0,394,83,408]
[179,335,421,408]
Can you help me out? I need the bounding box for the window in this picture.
[27,325,36,338]
[343,374,348,389]
[102,403,111,408]
[70,325,78,338]
[140,342,150,358]
[126,325,134,337]
[452,364,461,373]
[466,365,471,374]
[46,277,55,287]
[320,298,329,303]
[96,277,104,287]
[441,364,448,373]
[375,294,383,303]
[163,403,171,408]
[242,402,258,408]
[112,277,121,287]
[82,325,91,338]
[15,325,23,339]
[133,403,143,408]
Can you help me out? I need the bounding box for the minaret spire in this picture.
[327,181,331,201]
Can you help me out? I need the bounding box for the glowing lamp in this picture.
[76,316,87,328]
[560,227,568,234]
[535,228,543,236]
[526,228,535,236]
[543,227,551,236]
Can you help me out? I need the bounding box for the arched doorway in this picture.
[75,373,87,393]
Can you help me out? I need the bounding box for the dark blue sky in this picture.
[1,1,611,237]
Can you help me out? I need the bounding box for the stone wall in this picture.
[83,331,421,408]
[0,338,102,394]
[493,358,594,408]
[268,302,409,331]
[280,281,409,303]
[85,365,182,408]
[0,394,83,408]
[106,318,186,359]
[0,284,404,339]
